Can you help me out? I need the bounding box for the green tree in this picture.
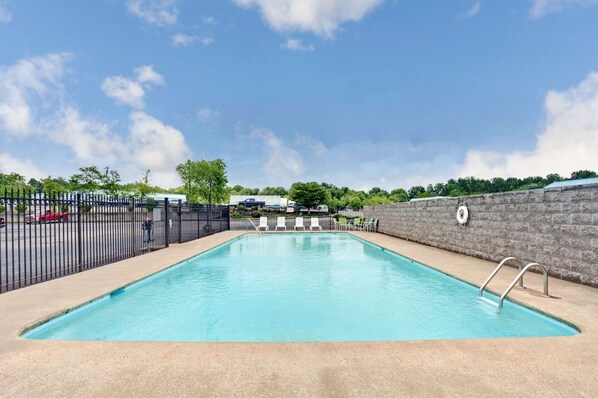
[0,172,28,193]
[192,159,229,205]
[42,176,69,194]
[123,170,155,199]
[69,166,102,193]
[570,170,597,180]
[290,182,328,213]
[259,186,288,196]
[99,167,122,196]
[407,185,426,200]
[176,160,198,202]
[389,188,409,202]
[27,178,43,193]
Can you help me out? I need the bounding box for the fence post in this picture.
[227,206,231,230]
[164,198,170,248]
[178,199,182,244]
[77,193,83,272]
[131,197,136,257]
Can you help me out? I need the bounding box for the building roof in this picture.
[544,177,598,189]
[409,196,447,202]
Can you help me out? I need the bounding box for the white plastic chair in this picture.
[294,217,305,230]
[257,216,269,231]
[310,217,322,230]
[275,217,286,231]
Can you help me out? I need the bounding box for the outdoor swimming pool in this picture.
[24,233,578,342]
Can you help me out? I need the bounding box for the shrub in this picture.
[80,203,92,213]
[251,210,262,218]
[0,205,5,213]
[16,204,28,214]
[145,198,157,211]
[237,204,246,211]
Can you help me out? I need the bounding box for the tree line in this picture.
[0,162,596,211]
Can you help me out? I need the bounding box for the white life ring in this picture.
[456,204,469,226]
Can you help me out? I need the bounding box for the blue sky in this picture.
[1,0,598,189]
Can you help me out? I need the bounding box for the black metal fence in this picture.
[229,215,334,231]
[0,190,229,294]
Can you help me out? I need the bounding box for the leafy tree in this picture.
[123,170,155,199]
[0,172,28,193]
[176,160,198,202]
[69,166,102,193]
[194,159,229,205]
[570,170,597,179]
[290,182,328,213]
[407,185,426,200]
[389,188,409,202]
[368,187,389,197]
[259,186,288,196]
[545,173,562,184]
[70,166,121,195]
[42,176,69,193]
[27,178,43,193]
[99,167,122,196]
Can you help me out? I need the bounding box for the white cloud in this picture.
[135,65,164,85]
[233,0,384,38]
[101,76,145,109]
[200,37,214,46]
[197,108,221,122]
[172,33,198,47]
[0,4,11,23]
[126,0,178,26]
[171,34,212,47]
[202,16,216,24]
[0,53,71,136]
[459,71,598,179]
[0,153,44,179]
[295,134,326,155]
[465,1,481,18]
[128,111,191,186]
[530,0,598,17]
[282,38,315,51]
[251,128,304,180]
[48,107,128,165]
[102,66,164,109]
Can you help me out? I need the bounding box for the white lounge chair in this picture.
[257,216,269,231]
[310,217,322,230]
[294,217,305,230]
[276,217,286,231]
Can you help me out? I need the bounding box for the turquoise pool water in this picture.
[24,233,578,342]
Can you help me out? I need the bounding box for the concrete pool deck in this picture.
[0,230,597,397]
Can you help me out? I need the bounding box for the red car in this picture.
[25,210,68,224]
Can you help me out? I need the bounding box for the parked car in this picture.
[0,216,4,228]
[24,210,68,224]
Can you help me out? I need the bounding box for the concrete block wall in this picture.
[364,185,598,287]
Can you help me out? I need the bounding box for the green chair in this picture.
[338,217,348,230]
[352,217,364,230]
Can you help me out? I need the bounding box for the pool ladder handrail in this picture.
[499,263,550,308]
[478,257,525,298]
[246,217,263,235]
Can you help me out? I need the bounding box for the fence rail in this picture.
[0,191,229,294]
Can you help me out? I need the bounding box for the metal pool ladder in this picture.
[246,218,263,235]
[498,263,550,308]
[479,257,550,308]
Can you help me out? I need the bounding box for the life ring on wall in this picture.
[456,203,469,226]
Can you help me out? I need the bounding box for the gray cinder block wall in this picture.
[364,185,598,288]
